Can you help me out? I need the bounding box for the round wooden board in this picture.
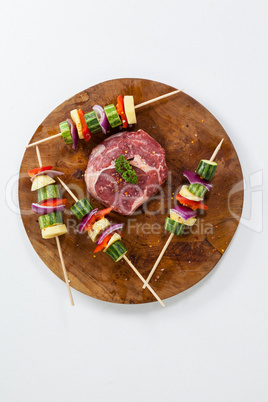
[19,78,243,304]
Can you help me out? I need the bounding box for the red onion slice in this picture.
[32,202,65,215]
[96,223,124,245]
[183,171,212,190]
[78,208,98,233]
[172,205,197,221]
[30,170,65,182]
[67,118,78,149]
[93,105,109,134]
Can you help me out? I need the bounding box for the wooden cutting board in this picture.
[19,78,243,304]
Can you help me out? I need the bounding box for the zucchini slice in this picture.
[165,217,184,236]
[38,211,63,230]
[88,218,110,243]
[37,185,60,203]
[70,109,83,139]
[59,120,73,145]
[123,96,137,124]
[71,198,93,220]
[188,183,207,198]
[31,175,55,191]
[196,159,217,181]
[105,240,127,262]
[179,185,203,201]
[104,104,122,128]
[84,111,102,133]
[41,224,67,239]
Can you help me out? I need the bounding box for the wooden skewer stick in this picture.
[142,138,224,288]
[57,177,79,202]
[26,89,184,149]
[123,256,165,307]
[55,236,74,306]
[142,233,174,289]
[57,176,165,306]
[134,89,184,110]
[26,133,62,148]
[36,145,43,167]
[210,138,224,162]
[35,146,74,306]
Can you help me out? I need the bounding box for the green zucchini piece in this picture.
[105,240,128,262]
[196,159,217,181]
[164,217,184,236]
[84,111,102,134]
[188,183,207,198]
[38,211,63,230]
[37,185,60,203]
[104,104,122,128]
[71,198,93,220]
[59,120,73,145]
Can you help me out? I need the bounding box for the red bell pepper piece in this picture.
[39,198,67,207]
[176,194,208,210]
[84,214,97,232]
[94,234,113,253]
[78,109,91,142]
[116,95,128,129]
[95,207,113,220]
[85,207,113,232]
[28,166,53,178]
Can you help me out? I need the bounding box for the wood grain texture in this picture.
[19,78,243,304]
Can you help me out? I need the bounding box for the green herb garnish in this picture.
[115,155,138,184]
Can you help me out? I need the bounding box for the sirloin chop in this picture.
[85,129,168,215]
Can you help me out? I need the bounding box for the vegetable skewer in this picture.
[142,139,224,289]
[34,146,74,305]
[58,177,165,307]
[26,89,183,149]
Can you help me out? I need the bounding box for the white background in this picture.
[1,1,267,401]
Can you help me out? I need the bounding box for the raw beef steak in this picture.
[85,130,168,215]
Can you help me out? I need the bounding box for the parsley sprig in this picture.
[115,155,138,184]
